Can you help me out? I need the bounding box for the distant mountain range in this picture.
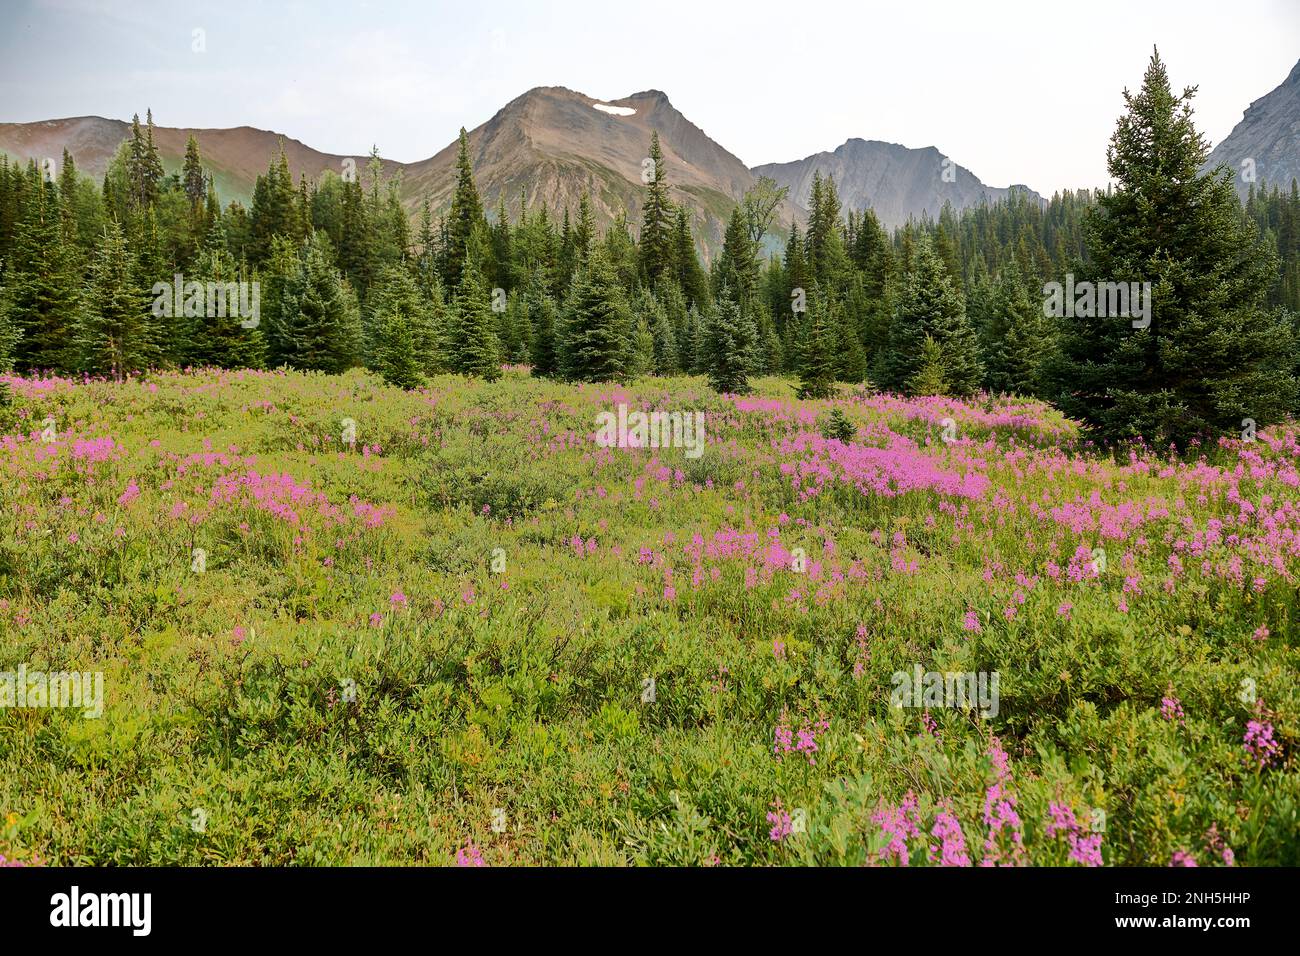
[754,138,1041,230]
[1204,58,1300,196]
[5,61,1295,251]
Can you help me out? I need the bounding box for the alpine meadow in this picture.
[2,2,1300,894]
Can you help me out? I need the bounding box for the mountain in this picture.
[401,86,797,253]
[1204,58,1300,196]
[753,138,1042,231]
[0,115,407,208]
[0,88,799,256]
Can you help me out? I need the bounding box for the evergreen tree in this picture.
[982,261,1049,395]
[183,220,264,369]
[443,129,484,290]
[559,247,630,383]
[683,304,704,375]
[8,179,80,372]
[908,334,950,396]
[279,232,362,373]
[883,232,983,396]
[572,193,595,263]
[648,293,680,375]
[833,298,868,382]
[638,131,674,285]
[125,112,164,213]
[702,292,758,393]
[1049,49,1296,445]
[365,264,441,375]
[249,143,297,266]
[260,235,303,368]
[715,207,759,309]
[371,307,423,388]
[182,136,206,207]
[78,220,153,376]
[0,285,17,374]
[446,265,501,381]
[670,207,708,307]
[527,285,560,378]
[796,289,837,399]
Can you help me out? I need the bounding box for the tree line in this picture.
[1,50,1297,447]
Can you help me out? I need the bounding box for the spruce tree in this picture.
[833,298,868,383]
[371,307,423,389]
[715,207,759,309]
[182,136,206,207]
[528,286,559,378]
[184,220,265,369]
[447,266,501,381]
[443,129,484,291]
[648,293,680,375]
[796,289,837,400]
[0,276,20,373]
[883,232,983,396]
[670,207,708,307]
[78,220,152,377]
[702,292,758,394]
[1049,49,1296,446]
[572,193,595,263]
[8,180,80,372]
[559,247,630,383]
[364,264,441,375]
[639,131,674,286]
[279,232,362,373]
[983,261,1049,395]
[260,235,303,368]
[909,335,950,396]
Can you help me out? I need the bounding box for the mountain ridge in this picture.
[754,137,1044,231]
[1203,58,1300,196]
[2,87,1052,250]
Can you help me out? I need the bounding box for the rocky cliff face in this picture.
[753,137,1042,231]
[1204,59,1300,195]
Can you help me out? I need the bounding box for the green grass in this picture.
[0,367,1295,866]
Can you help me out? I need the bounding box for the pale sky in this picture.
[1,0,1297,197]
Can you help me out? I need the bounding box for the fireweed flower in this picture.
[1045,802,1103,866]
[963,609,981,632]
[1204,824,1235,867]
[928,807,971,866]
[872,791,922,865]
[980,738,1025,865]
[852,623,870,677]
[455,841,486,867]
[1160,688,1186,725]
[766,801,793,842]
[1243,719,1281,768]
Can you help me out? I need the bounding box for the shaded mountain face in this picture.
[1204,59,1300,196]
[753,138,1042,231]
[0,88,799,256]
